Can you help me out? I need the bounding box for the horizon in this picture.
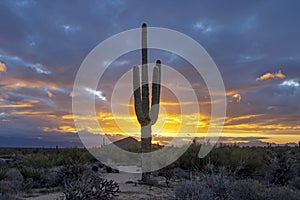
[1,0,300,148]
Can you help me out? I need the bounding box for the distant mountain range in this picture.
[112,137,140,150]
[111,137,163,151]
[0,134,298,148]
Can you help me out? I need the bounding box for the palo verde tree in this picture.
[133,23,161,182]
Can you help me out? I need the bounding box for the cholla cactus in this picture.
[133,23,161,182]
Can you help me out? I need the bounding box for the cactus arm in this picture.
[141,23,150,121]
[157,60,161,102]
[142,23,148,66]
[150,60,161,124]
[133,66,144,124]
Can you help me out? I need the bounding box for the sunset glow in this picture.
[0,1,299,147]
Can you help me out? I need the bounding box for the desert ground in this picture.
[24,172,174,200]
[1,145,300,200]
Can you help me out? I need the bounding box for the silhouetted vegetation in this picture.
[132,23,162,182]
[0,147,115,199]
[58,162,120,200]
[0,144,299,199]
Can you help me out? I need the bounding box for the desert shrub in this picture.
[172,168,190,180]
[0,168,24,199]
[175,171,232,200]
[5,168,24,192]
[228,179,266,200]
[175,180,213,200]
[266,149,299,185]
[175,172,300,200]
[207,146,267,180]
[173,143,267,179]
[22,178,34,193]
[175,142,202,170]
[59,162,120,200]
[289,177,300,190]
[58,148,94,164]
[0,168,7,181]
[44,168,62,188]
[158,167,190,187]
[21,148,94,169]
[202,173,231,199]
[23,153,54,168]
[0,192,18,200]
[158,168,175,187]
[265,186,300,200]
[20,167,41,181]
[20,167,47,188]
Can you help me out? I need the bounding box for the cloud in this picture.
[0,61,7,72]
[0,50,51,74]
[12,111,50,115]
[0,99,39,108]
[225,114,263,126]
[256,70,286,81]
[0,92,8,99]
[0,0,300,146]
[1,77,58,90]
[69,91,74,97]
[280,79,299,87]
[42,125,77,133]
[232,93,241,103]
[85,88,107,101]
[27,63,51,74]
[193,20,213,33]
[47,91,53,98]
[60,24,80,34]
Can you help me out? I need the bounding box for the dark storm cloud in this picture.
[0,0,300,146]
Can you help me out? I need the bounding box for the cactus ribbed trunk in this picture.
[133,23,161,182]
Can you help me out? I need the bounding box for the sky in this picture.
[0,0,300,147]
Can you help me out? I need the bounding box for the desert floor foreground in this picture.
[24,172,175,200]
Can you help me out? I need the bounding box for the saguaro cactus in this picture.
[133,23,161,182]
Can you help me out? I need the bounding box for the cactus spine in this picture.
[133,23,161,182]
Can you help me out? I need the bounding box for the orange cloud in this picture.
[0,61,6,72]
[42,125,77,133]
[0,99,39,108]
[47,91,53,98]
[256,70,285,81]
[12,111,50,115]
[225,114,263,124]
[0,77,58,90]
[232,93,241,102]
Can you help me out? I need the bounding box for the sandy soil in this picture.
[24,192,63,200]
